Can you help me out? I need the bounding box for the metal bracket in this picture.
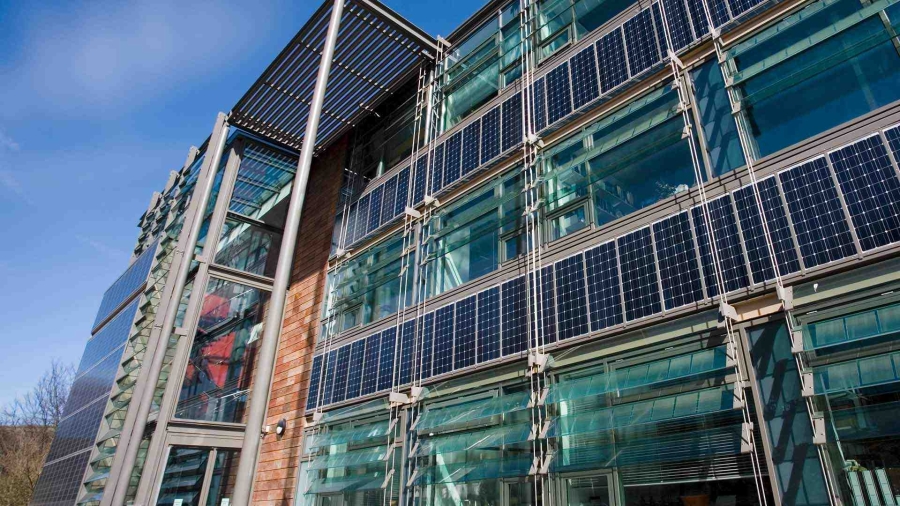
[777,285,794,310]
[791,329,805,354]
[389,392,410,407]
[529,456,541,476]
[527,351,554,374]
[406,468,419,488]
[720,301,739,322]
[423,195,440,207]
[408,441,419,458]
[408,386,427,404]
[812,416,827,445]
[741,422,754,454]
[732,387,745,410]
[539,454,553,475]
[681,125,692,139]
[667,50,685,69]
[404,207,422,219]
[174,327,189,336]
[311,411,325,425]
[801,371,815,398]
[380,468,395,489]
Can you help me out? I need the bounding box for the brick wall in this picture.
[252,135,348,505]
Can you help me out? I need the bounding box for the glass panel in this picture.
[804,302,900,350]
[417,392,531,432]
[415,455,533,485]
[813,351,900,394]
[426,481,500,506]
[175,278,269,423]
[415,423,532,456]
[206,450,240,506]
[214,218,282,277]
[549,205,587,240]
[309,446,388,470]
[305,421,391,453]
[156,448,209,506]
[565,475,611,506]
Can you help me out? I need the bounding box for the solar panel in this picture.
[381,176,398,224]
[413,156,428,205]
[546,63,573,125]
[477,287,501,363]
[733,183,776,284]
[454,295,477,369]
[691,195,750,296]
[728,0,762,17]
[886,125,900,160]
[652,4,670,55]
[617,227,662,321]
[829,135,900,251]
[502,93,523,153]
[356,193,371,242]
[346,339,366,399]
[433,305,455,376]
[344,202,358,248]
[555,253,590,340]
[686,0,710,40]
[481,106,501,163]
[377,327,397,391]
[360,332,381,396]
[623,8,661,77]
[652,211,703,310]
[532,77,548,133]
[502,276,529,356]
[305,354,323,410]
[584,241,624,331]
[330,345,352,403]
[662,0,696,51]
[444,131,463,186]
[596,28,629,93]
[570,46,600,109]
[429,143,446,195]
[367,186,383,233]
[395,166,411,214]
[418,312,435,380]
[708,0,732,26]
[399,319,415,385]
[321,349,338,404]
[779,157,857,268]
[529,266,557,347]
[461,121,481,177]
[756,177,802,275]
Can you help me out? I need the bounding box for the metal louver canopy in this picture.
[229,0,437,153]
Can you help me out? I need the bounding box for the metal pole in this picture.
[111,113,231,506]
[230,0,345,503]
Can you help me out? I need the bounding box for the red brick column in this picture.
[252,135,348,505]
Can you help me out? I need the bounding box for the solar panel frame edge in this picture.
[583,239,625,332]
[552,252,591,340]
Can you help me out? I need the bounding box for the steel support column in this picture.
[110,112,231,506]
[229,0,345,503]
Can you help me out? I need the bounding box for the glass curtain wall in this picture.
[155,447,240,506]
[536,0,634,61]
[725,0,900,158]
[542,84,700,241]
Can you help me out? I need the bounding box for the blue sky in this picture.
[0,0,479,407]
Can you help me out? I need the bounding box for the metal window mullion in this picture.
[203,139,247,265]
[823,154,864,258]
[197,448,218,506]
[683,73,716,181]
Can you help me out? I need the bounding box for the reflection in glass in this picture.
[175,278,268,423]
[206,450,241,506]
[156,448,209,506]
[215,218,282,277]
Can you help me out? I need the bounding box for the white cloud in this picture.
[0,131,19,151]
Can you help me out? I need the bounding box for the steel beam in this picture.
[229,0,346,503]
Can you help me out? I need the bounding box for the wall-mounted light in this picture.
[276,418,287,437]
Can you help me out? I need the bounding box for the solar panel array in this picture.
[692,195,749,296]
[92,242,156,329]
[338,165,411,250]
[334,0,770,252]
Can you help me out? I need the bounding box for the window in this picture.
[156,447,240,506]
[543,85,699,240]
[536,0,634,61]
[727,0,900,158]
[349,81,422,182]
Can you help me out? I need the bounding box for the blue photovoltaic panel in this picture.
[692,195,750,296]
[444,132,463,186]
[887,125,900,160]
[346,339,366,399]
[732,180,802,283]
[66,351,124,416]
[728,0,762,17]
[433,305,454,376]
[455,295,477,369]
[596,29,629,93]
[532,77,548,133]
[481,106,501,163]
[829,135,900,251]
[502,93,523,152]
[555,254,590,340]
[344,201,359,247]
[623,8,661,77]
[570,46,600,109]
[321,349,338,405]
[377,328,396,391]
[355,194,370,242]
[652,4,669,55]
[367,186,383,233]
[652,212,703,310]
[44,399,107,462]
[430,143,446,195]
[585,241,623,330]
[709,0,732,26]
[305,354,323,410]
[32,452,92,506]
[546,63,573,125]
[461,121,481,176]
[78,298,138,375]
[779,157,857,268]
[686,0,710,40]
[381,175,398,224]
[413,156,428,205]
[617,227,662,321]
[399,319,415,385]
[530,266,557,346]
[418,313,435,380]
[395,166,411,214]
[502,276,528,356]
[330,345,352,403]
[662,0,696,51]
[477,287,501,363]
[360,332,381,396]
[93,243,157,329]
